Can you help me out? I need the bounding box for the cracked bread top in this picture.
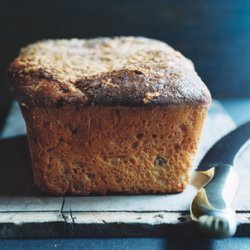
[7,36,211,107]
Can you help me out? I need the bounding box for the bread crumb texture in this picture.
[8,37,211,107]
[22,105,208,195]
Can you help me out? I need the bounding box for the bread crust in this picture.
[7,37,211,107]
[7,37,211,195]
[21,104,208,195]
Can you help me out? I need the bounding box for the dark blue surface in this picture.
[221,99,250,125]
[0,238,166,250]
[1,237,250,250]
[0,99,250,249]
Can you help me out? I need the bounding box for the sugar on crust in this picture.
[8,37,211,107]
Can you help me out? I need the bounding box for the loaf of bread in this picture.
[7,37,211,195]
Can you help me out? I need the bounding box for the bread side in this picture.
[21,104,208,195]
[7,37,211,107]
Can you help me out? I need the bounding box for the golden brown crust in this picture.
[7,37,211,107]
[21,104,209,195]
[8,37,211,195]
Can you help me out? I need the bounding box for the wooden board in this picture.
[0,101,250,238]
